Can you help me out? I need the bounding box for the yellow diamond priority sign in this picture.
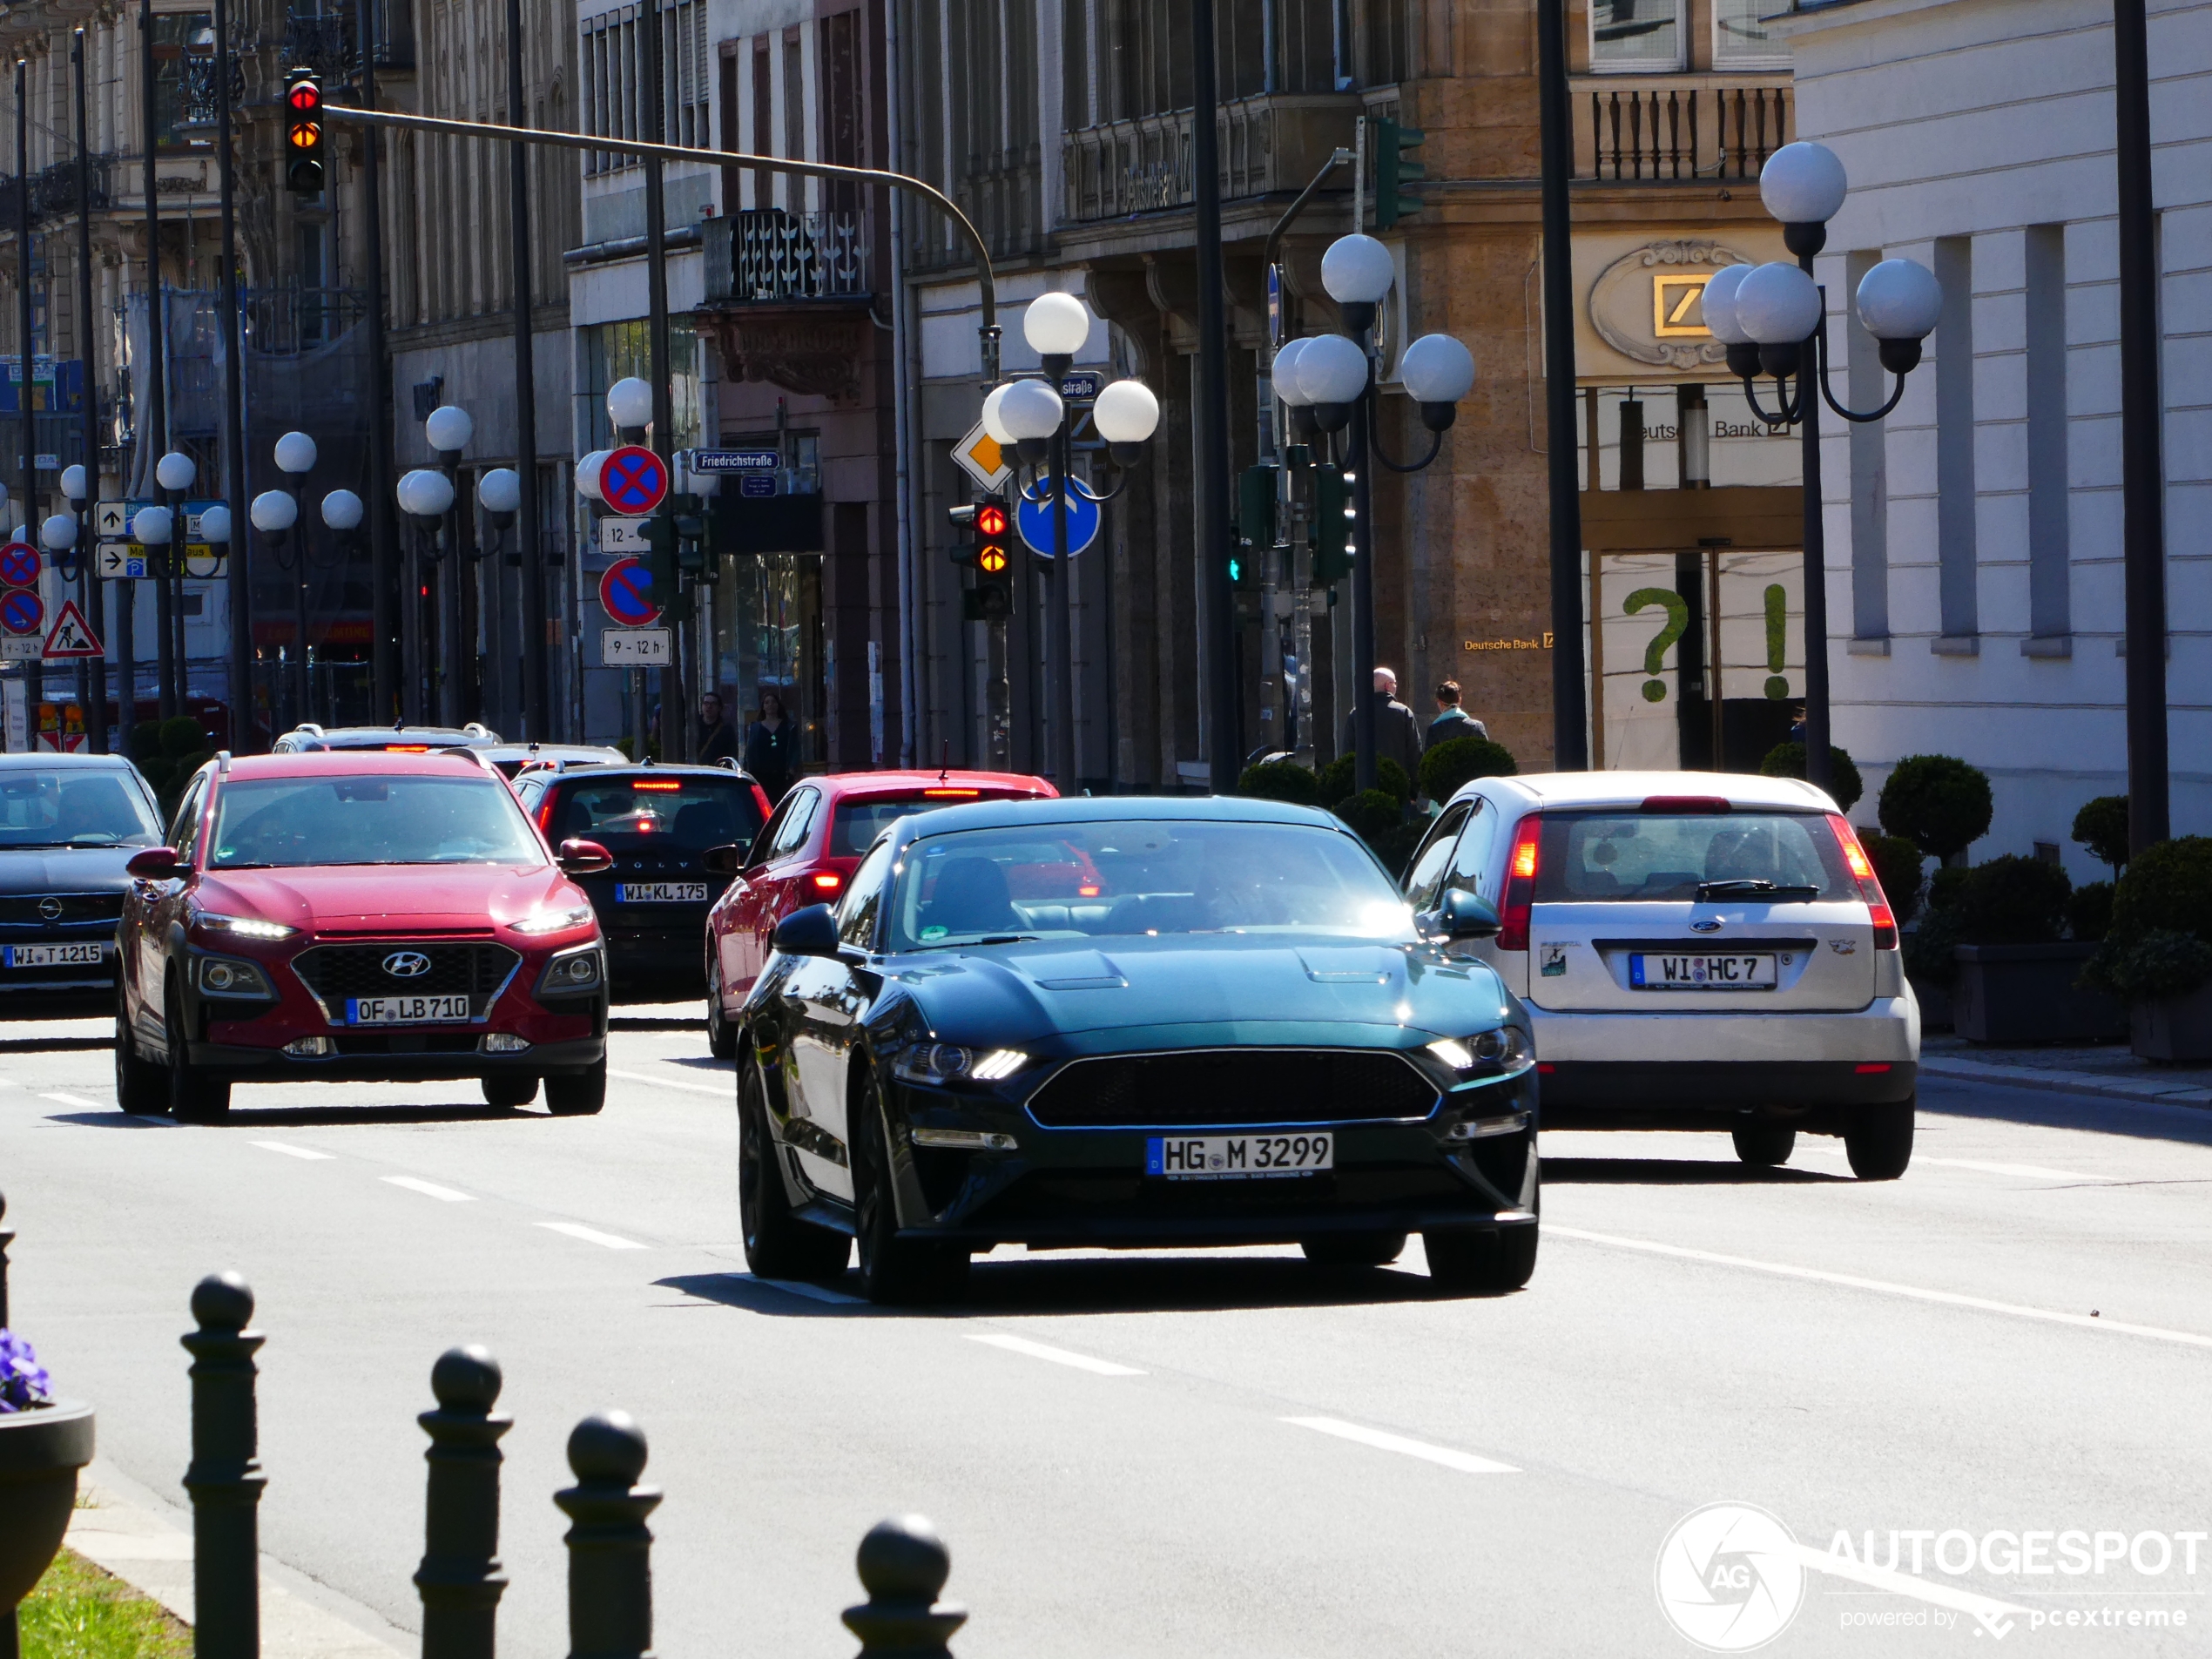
[952,421,1010,491]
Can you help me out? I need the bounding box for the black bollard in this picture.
[180,1273,266,1659]
[841,1516,967,1659]
[553,1413,660,1659]
[0,1189,13,1331]
[414,1347,509,1659]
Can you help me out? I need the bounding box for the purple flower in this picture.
[0,1328,53,1413]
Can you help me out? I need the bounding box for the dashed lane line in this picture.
[1921,1157,2114,1183]
[536,1221,647,1250]
[607,1068,732,1097]
[39,1091,109,1109]
[1549,1224,2212,1349]
[967,1332,1146,1376]
[380,1175,475,1203]
[1282,1416,1519,1474]
[250,1141,335,1161]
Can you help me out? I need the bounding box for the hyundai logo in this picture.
[37,897,62,921]
[381,950,433,979]
[1689,918,1723,934]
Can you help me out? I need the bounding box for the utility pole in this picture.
[357,0,401,722]
[1191,0,1236,792]
[138,0,172,725]
[1537,0,1588,769]
[504,0,545,738]
[640,0,684,762]
[73,30,107,755]
[215,0,253,749]
[17,59,43,732]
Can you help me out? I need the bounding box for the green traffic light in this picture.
[1375,118,1426,230]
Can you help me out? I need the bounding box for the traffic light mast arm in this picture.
[327,105,1003,380]
[1258,147,1355,317]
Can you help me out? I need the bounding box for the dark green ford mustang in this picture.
[733,796,1538,1304]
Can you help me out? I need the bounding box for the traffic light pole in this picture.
[215,0,253,749]
[73,29,107,757]
[17,62,42,733]
[639,0,685,764]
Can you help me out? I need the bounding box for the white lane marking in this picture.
[536,1220,646,1250]
[1921,1157,2111,1183]
[744,1273,863,1305]
[381,1175,475,1203]
[1282,1416,1519,1474]
[40,1091,109,1109]
[967,1332,1146,1376]
[1550,1225,2212,1349]
[607,1068,731,1097]
[1797,1542,2031,1635]
[251,1140,334,1161]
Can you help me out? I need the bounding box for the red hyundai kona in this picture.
[114,750,613,1123]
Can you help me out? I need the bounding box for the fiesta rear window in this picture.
[1531,812,1854,904]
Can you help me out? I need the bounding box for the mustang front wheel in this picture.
[738,1062,849,1280]
[1423,1224,1538,1294]
[854,1073,967,1306]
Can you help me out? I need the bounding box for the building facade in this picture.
[1777,0,2209,879]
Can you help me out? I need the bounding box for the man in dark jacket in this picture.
[1427,679,1489,747]
[697,692,741,765]
[1344,666,1424,782]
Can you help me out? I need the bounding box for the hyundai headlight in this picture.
[197,913,297,941]
[513,904,597,936]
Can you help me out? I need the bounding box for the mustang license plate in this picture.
[617,882,708,903]
[1629,953,1777,990]
[1146,1132,1333,1180]
[3,942,105,968]
[346,995,471,1025]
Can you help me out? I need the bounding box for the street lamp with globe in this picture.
[1696,139,1942,793]
[150,450,198,720]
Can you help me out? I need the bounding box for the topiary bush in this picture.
[1375,757,1413,806]
[1948,854,2071,947]
[2067,880,2114,944]
[1861,832,1926,925]
[1238,759,1321,806]
[1878,754,1993,862]
[2107,835,2212,948]
[2080,929,2212,1001]
[1333,788,1403,844]
[1419,735,1517,804]
[2072,795,2130,878]
[1759,741,1864,813]
[1317,754,1354,806]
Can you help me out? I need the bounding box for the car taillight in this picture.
[1828,813,1898,949]
[536,798,556,833]
[1498,815,1541,952]
[811,871,842,893]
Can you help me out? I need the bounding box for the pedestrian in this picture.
[1789,704,1808,744]
[743,689,801,803]
[1427,679,1488,747]
[697,691,741,765]
[1344,666,1424,785]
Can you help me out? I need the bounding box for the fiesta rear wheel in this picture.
[115,1003,166,1116]
[854,1071,968,1306]
[1299,1231,1407,1268]
[1731,1124,1797,1168]
[544,1058,607,1116]
[482,1075,540,1109]
[1423,1224,1538,1294]
[738,1061,850,1281]
[1845,1097,1915,1180]
[165,980,230,1124]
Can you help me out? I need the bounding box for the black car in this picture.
[0,754,166,996]
[511,763,772,997]
[734,796,1540,1304]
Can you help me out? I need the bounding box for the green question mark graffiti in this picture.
[1763,583,1789,699]
[1624,588,1689,704]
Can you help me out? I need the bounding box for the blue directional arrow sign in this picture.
[1015,477,1103,558]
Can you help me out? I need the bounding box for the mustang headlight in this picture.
[197,954,275,998]
[1429,1028,1531,1076]
[196,913,297,941]
[512,904,597,936]
[893,1043,1027,1085]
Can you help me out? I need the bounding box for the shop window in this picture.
[1588,0,1682,71]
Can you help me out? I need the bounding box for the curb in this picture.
[1919,1057,2212,1112]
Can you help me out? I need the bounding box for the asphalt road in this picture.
[6,1006,2210,1656]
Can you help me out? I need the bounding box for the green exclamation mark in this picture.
[1763,584,1789,699]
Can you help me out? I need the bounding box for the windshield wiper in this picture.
[974,934,1040,946]
[1696,878,1821,902]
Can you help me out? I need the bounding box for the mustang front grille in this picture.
[1024,1049,1440,1130]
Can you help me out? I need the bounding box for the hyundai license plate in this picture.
[346,995,471,1025]
[617,882,707,903]
[1629,953,1777,989]
[3,942,105,967]
[1146,1132,1333,1180]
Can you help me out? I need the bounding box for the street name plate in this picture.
[600,517,650,553]
[1059,372,1101,401]
[602,626,672,665]
[688,448,779,473]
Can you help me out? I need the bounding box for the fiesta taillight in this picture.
[1498,815,1541,952]
[1828,813,1898,950]
[812,872,842,892]
[922,787,981,798]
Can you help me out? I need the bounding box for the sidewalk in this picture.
[65,1461,408,1659]
[1919,1034,2212,1110]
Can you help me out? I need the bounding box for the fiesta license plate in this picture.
[1629,953,1777,989]
[345,995,471,1025]
[1146,1132,1333,1180]
[616,882,708,903]
[3,942,105,967]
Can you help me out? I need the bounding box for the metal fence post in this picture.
[553,1413,659,1659]
[180,1273,266,1659]
[414,1347,509,1659]
[841,1517,967,1659]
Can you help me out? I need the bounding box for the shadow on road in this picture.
[1920,1075,2212,1150]
[1542,1157,1848,1185]
[44,1103,539,1129]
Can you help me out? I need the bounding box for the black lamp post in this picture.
[1702,140,1942,798]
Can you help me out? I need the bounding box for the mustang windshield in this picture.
[209,776,546,868]
[889,819,1413,949]
[0,770,161,847]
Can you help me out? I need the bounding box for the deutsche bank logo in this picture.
[1655,1502,1805,1651]
[381,950,432,979]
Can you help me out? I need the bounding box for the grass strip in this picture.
[20,1548,192,1659]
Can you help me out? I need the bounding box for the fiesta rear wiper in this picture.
[1696,878,1821,902]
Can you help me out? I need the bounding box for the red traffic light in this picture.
[287,78,321,114]
[974,502,1008,537]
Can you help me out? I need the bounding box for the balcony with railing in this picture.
[0,156,118,222]
[1574,77,1791,182]
[1061,91,1361,223]
[704,209,872,304]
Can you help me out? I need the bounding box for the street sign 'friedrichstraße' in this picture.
[689,448,779,473]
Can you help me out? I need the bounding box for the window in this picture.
[549,775,765,852]
[838,842,894,948]
[2025,225,2071,644]
[579,319,701,451]
[580,0,712,173]
[1531,813,1852,904]
[208,777,545,869]
[1934,236,1977,641]
[0,770,163,848]
[1446,801,1499,900]
[151,13,216,152]
[756,786,819,864]
[1711,0,1787,67]
[1403,802,1472,912]
[1588,0,1681,71]
[169,774,210,855]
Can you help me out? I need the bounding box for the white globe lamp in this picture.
[273,431,318,475]
[425,405,473,457]
[155,451,195,492]
[197,503,232,544]
[605,377,653,432]
[1399,334,1476,431]
[1022,292,1092,360]
[320,489,364,532]
[132,505,172,546]
[1856,258,1945,373]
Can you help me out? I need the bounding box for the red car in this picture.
[702,769,1055,1056]
[114,750,614,1123]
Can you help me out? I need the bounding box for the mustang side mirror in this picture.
[772,903,841,958]
[126,846,182,879]
[557,838,614,876]
[699,840,750,876]
[1433,888,1501,941]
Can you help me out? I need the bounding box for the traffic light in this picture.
[1234,464,1275,590]
[949,496,1015,620]
[671,493,708,574]
[285,71,326,194]
[1373,118,1426,229]
[1311,465,1353,587]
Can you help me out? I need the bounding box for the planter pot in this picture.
[0,1399,96,1615]
[1952,942,2128,1045]
[2131,982,2212,1062]
[1909,974,1954,1033]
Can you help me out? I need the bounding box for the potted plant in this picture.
[1878,755,1995,1023]
[2085,836,2212,1061]
[1,1326,97,1646]
[1939,855,2127,1044]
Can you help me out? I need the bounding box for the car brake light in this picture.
[632,779,682,791]
[1498,815,1541,952]
[388,744,432,753]
[923,787,981,798]
[1642,795,1731,813]
[812,872,842,893]
[1828,813,1898,949]
[536,798,556,833]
